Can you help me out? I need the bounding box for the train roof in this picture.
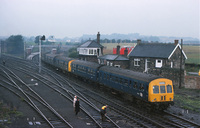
[99,66,161,82]
[55,56,74,62]
[72,60,100,69]
[45,54,58,58]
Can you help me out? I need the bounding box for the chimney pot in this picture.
[174,40,179,45]
[137,39,141,44]
[124,47,128,56]
[117,45,120,55]
[97,32,100,44]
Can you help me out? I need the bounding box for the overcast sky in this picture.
[0,0,199,39]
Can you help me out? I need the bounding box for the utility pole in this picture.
[24,42,26,59]
[0,40,1,58]
[179,39,183,89]
[39,35,45,73]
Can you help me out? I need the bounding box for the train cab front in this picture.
[148,78,174,109]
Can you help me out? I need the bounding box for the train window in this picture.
[110,75,113,81]
[115,77,118,83]
[153,85,159,94]
[124,79,128,86]
[119,78,123,84]
[146,86,149,92]
[167,85,172,93]
[103,73,106,79]
[133,82,137,89]
[140,83,144,91]
[107,74,109,80]
[129,80,132,87]
[160,86,166,93]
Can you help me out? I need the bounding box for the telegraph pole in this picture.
[39,35,45,73]
[24,42,26,59]
[0,40,1,58]
[179,39,183,89]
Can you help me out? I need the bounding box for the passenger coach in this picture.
[42,53,174,109]
[98,66,174,109]
[71,60,100,82]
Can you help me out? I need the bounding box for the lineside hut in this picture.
[128,40,187,87]
[98,54,129,69]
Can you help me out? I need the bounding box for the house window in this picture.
[84,49,87,54]
[155,59,162,68]
[89,49,93,54]
[101,59,104,65]
[110,62,113,66]
[98,59,100,64]
[171,61,173,68]
[107,61,109,66]
[94,49,97,55]
[134,59,140,66]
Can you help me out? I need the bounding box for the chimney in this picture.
[124,47,128,57]
[97,32,100,44]
[137,39,141,44]
[174,40,179,45]
[117,45,120,55]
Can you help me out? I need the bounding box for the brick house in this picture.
[77,32,104,63]
[128,40,187,86]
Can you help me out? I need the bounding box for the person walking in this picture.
[73,96,77,111]
[75,99,80,115]
[100,105,107,121]
[3,60,5,66]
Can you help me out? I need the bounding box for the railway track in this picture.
[0,66,73,128]
[1,56,121,127]
[40,66,200,128]
[47,67,200,128]
[1,55,199,128]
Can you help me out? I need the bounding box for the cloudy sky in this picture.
[0,0,199,39]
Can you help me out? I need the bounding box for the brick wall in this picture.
[184,76,200,89]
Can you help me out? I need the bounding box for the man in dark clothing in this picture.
[100,105,107,121]
[75,99,80,115]
[3,60,5,66]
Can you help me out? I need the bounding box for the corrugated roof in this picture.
[78,40,103,48]
[128,43,176,58]
[98,54,129,61]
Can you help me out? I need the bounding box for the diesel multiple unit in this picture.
[42,54,174,109]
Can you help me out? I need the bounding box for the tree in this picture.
[34,36,40,44]
[6,35,24,54]
[111,39,116,43]
[68,47,78,58]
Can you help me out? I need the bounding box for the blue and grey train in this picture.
[42,54,174,109]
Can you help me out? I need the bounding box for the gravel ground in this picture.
[0,66,199,127]
[166,87,200,125]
